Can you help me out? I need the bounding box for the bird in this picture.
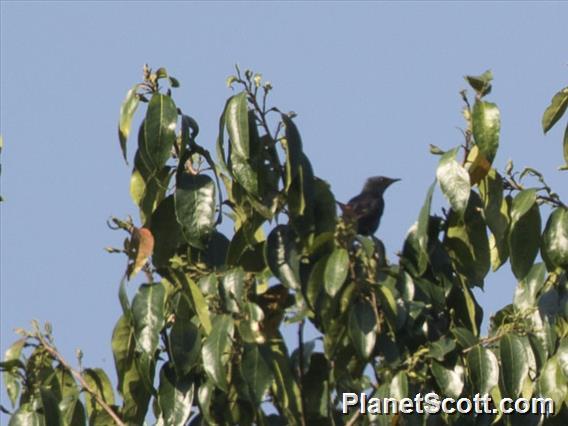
[343,176,400,236]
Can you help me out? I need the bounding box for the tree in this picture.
[2,66,567,425]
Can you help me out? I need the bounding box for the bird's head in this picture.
[362,176,400,195]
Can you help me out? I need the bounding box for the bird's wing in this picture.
[347,193,379,218]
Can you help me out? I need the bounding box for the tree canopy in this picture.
[2,66,568,425]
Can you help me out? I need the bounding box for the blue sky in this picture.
[1,1,567,410]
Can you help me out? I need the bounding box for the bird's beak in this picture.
[387,178,401,187]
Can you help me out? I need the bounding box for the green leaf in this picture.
[201,314,234,392]
[226,92,250,158]
[170,314,201,377]
[451,326,477,349]
[221,267,245,313]
[479,169,508,241]
[174,174,216,249]
[156,363,194,426]
[113,320,151,424]
[138,93,178,171]
[348,299,377,359]
[427,336,456,362]
[3,338,25,407]
[171,271,212,335]
[241,344,273,404]
[118,85,140,163]
[513,263,546,310]
[431,361,464,399]
[376,283,399,331]
[8,403,42,426]
[509,191,541,280]
[40,387,63,426]
[467,346,499,395]
[131,165,171,226]
[302,353,329,419]
[444,192,490,286]
[414,181,436,274]
[313,178,337,235]
[499,334,528,398]
[265,225,301,290]
[436,147,471,217]
[465,70,493,97]
[390,371,408,400]
[282,114,304,190]
[538,355,567,410]
[564,122,568,165]
[472,101,500,163]
[542,86,568,133]
[226,94,259,196]
[324,248,349,297]
[82,368,115,422]
[150,195,182,268]
[541,206,568,270]
[131,282,165,389]
[263,333,304,421]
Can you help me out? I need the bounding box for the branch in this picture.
[35,333,125,426]
[297,320,307,426]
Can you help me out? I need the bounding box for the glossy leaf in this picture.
[282,114,303,190]
[201,314,234,392]
[242,344,273,404]
[132,282,165,387]
[499,334,528,398]
[3,338,25,407]
[509,191,541,280]
[451,326,477,349]
[221,268,245,313]
[324,248,349,297]
[542,206,568,270]
[348,299,377,359]
[139,93,177,171]
[174,174,216,249]
[444,192,490,286]
[539,355,568,410]
[564,122,568,164]
[436,147,470,217]
[431,361,464,399]
[118,85,140,163]
[265,225,301,290]
[156,363,194,426]
[513,263,546,310]
[467,346,499,395]
[226,92,250,158]
[472,100,500,163]
[542,86,568,133]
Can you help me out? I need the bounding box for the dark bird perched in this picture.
[343,176,400,236]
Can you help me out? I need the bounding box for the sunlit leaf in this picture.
[324,248,349,297]
[242,344,273,404]
[431,361,464,399]
[138,93,177,171]
[348,299,377,359]
[265,225,301,290]
[156,363,194,426]
[436,147,470,216]
[541,206,568,270]
[499,334,528,398]
[201,315,234,392]
[542,86,568,133]
[82,368,115,422]
[174,174,216,250]
[467,346,499,395]
[118,85,140,163]
[472,101,500,163]
[513,263,546,310]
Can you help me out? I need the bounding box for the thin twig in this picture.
[297,319,307,426]
[35,333,125,426]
